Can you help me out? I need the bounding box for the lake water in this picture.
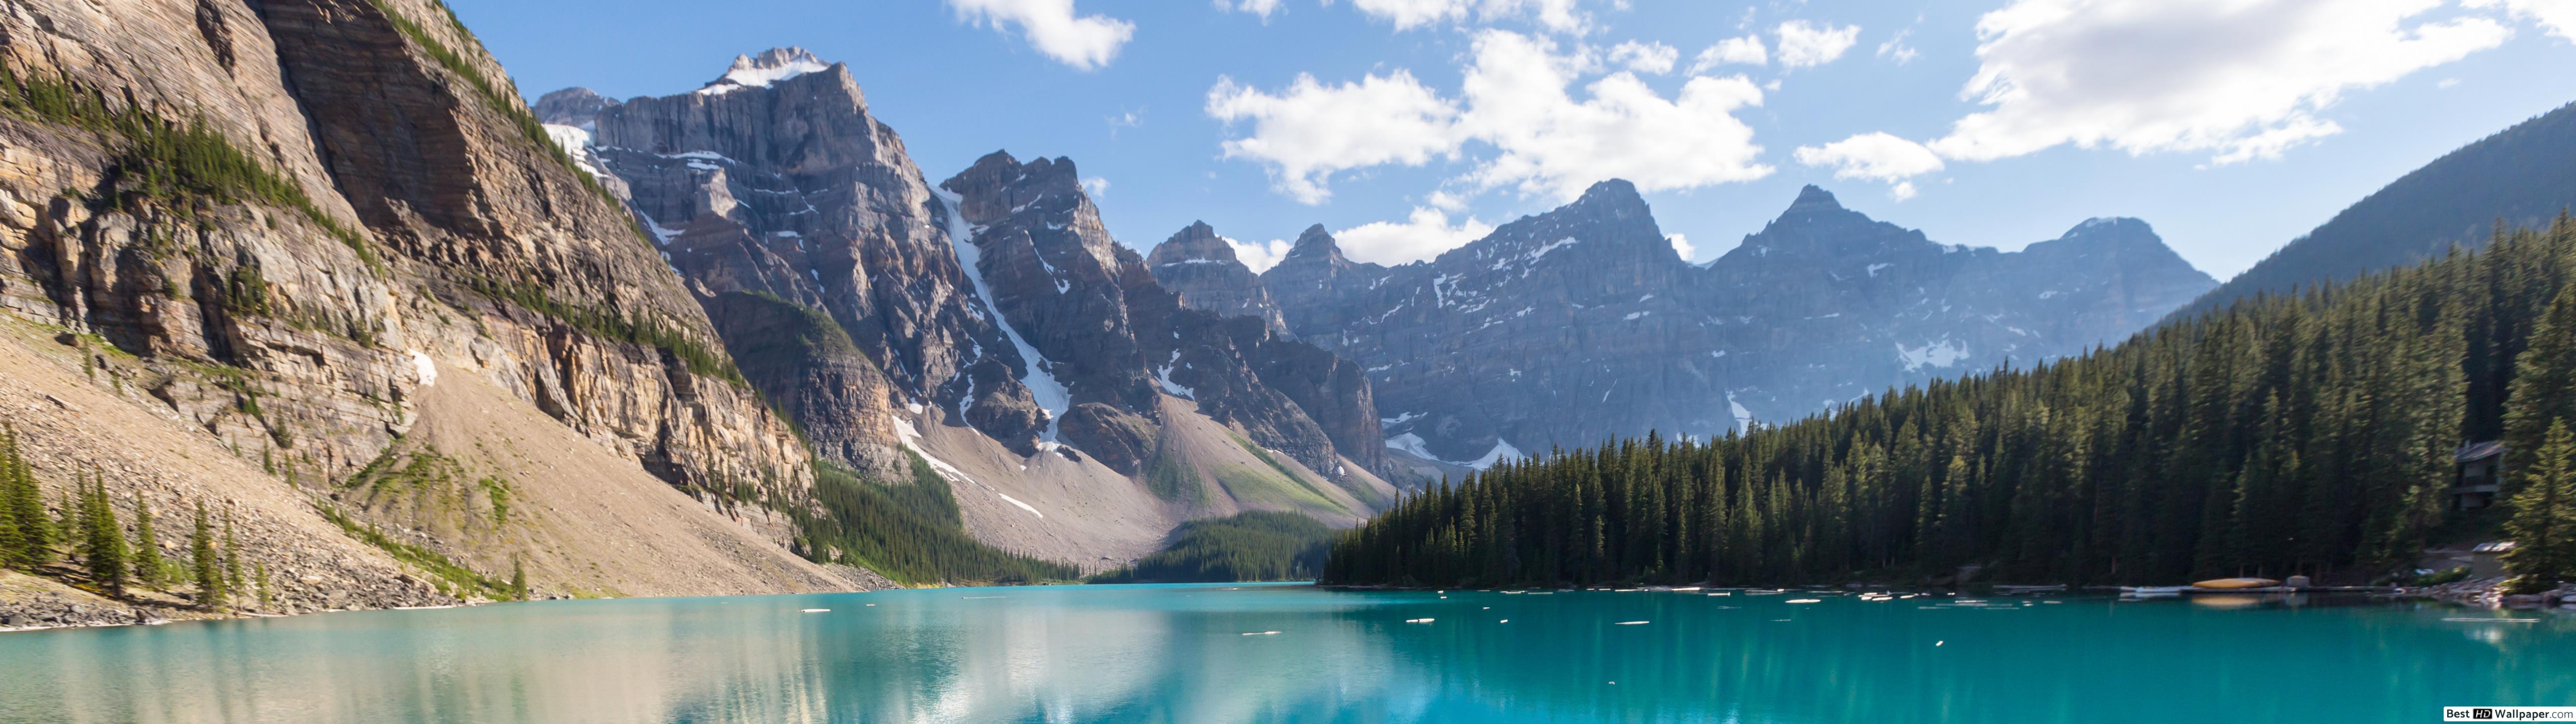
[0,583,2565,723]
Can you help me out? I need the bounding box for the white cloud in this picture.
[1876,29,1919,64]
[2468,0,2576,41]
[1795,132,1945,182]
[1930,0,2511,165]
[1220,0,1286,20]
[1208,30,1772,206]
[1347,0,1593,34]
[1082,176,1111,198]
[1206,71,1463,204]
[1666,233,1697,259]
[1225,236,1294,273]
[1609,41,1679,74]
[1688,35,1768,72]
[1457,30,1773,200]
[946,0,1135,70]
[1774,20,1862,68]
[1334,207,1497,264]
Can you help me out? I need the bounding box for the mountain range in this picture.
[540,47,2215,556]
[0,4,2551,621]
[1152,179,2214,466]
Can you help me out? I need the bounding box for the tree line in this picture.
[1088,511,1337,584]
[0,428,279,609]
[1324,217,2576,591]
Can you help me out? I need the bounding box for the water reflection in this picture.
[0,585,2568,723]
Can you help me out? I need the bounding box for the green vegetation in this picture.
[1142,452,1202,503]
[2502,421,2576,593]
[317,503,510,599]
[1327,217,2576,589]
[0,428,56,569]
[189,502,223,609]
[0,65,376,268]
[74,472,128,597]
[471,279,747,386]
[792,458,1077,586]
[1089,511,1336,584]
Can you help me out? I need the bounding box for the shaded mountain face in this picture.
[1209,184,2214,464]
[2177,100,2576,320]
[544,49,1391,490]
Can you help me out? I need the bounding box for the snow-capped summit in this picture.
[697,47,831,95]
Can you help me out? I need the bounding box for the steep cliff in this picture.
[0,0,863,619]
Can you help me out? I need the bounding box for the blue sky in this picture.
[454,0,2576,279]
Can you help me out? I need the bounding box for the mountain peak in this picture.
[698,47,834,95]
[1790,185,1843,212]
[1148,221,1242,266]
[533,87,619,127]
[1571,179,1650,216]
[1284,224,1345,262]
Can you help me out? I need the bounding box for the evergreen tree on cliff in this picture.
[77,474,125,596]
[131,495,167,588]
[191,502,224,610]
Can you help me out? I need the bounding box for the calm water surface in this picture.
[0,583,2565,723]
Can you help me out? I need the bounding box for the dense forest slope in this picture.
[2177,101,2576,320]
[1325,215,2576,588]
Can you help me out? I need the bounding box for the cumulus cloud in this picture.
[1929,0,2511,165]
[2467,0,2576,41]
[1457,31,1773,200]
[1666,233,1697,259]
[1206,71,1463,204]
[1209,30,1772,205]
[1774,20,1862,68]
[946,0,1135,70]
[1609,40,1680,74]
[1794,132,1944,200]
[1225,236,1294,273]
[1334,207,1498,264]
[1688,35,1768,72]
[1348,0,1593,34]
[1081,176,1111,198]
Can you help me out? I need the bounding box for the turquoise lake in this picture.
[0,583,2566,722]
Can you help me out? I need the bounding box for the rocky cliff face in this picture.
[554,47,1033,476]
[937,152,1385,479]
[1145,222,1286,334]
[544,50,1400,558]
[0,0,855,615]
[1251,183,2217,465]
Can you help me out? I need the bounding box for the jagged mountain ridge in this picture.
[541,48,1402,566]
[1150,183,2216,465]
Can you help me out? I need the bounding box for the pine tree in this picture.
[131,495,166,587]
[222,515,244,595]
[190,502,224,609]
[78,475,125,596]
[2505,287,2576,491]
[510,559,527,601]
[2502,420,2576,593]
[2,429,50,569]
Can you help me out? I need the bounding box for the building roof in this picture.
[2456,441,2507,463]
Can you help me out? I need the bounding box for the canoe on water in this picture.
[2191,578,2281,589]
